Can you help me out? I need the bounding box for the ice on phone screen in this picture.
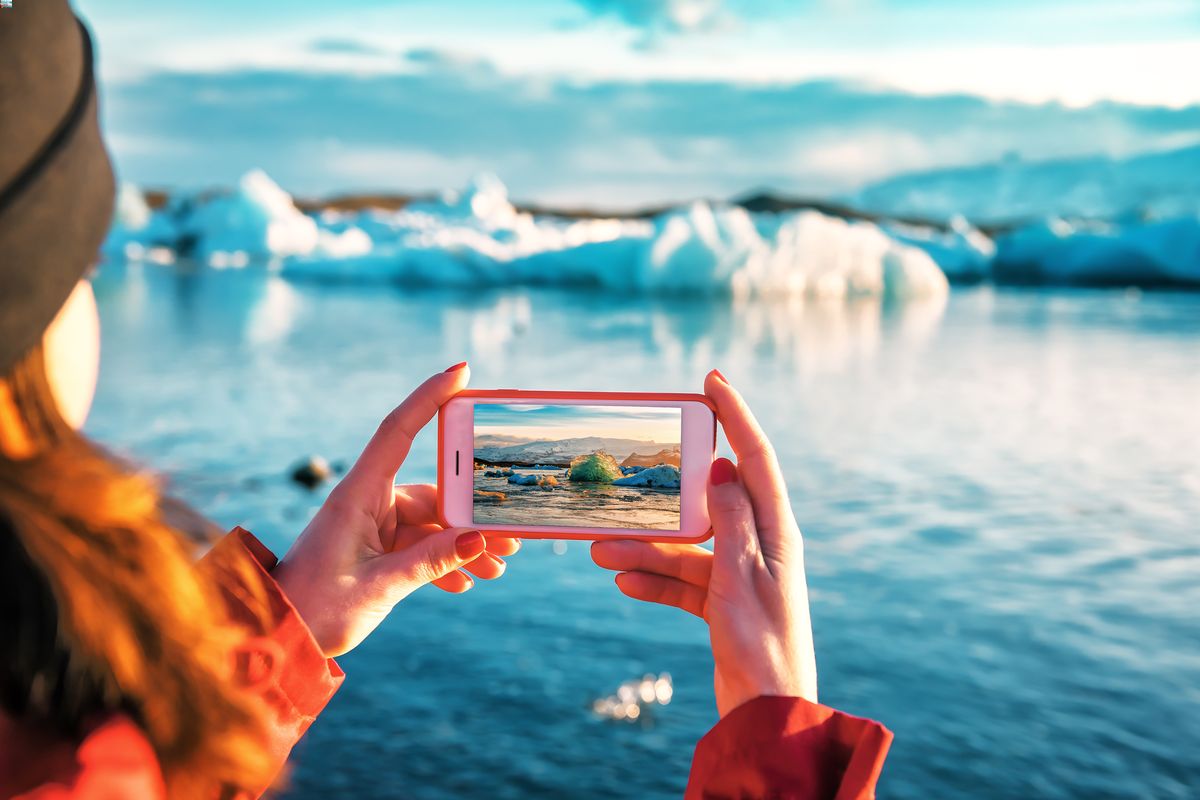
[472,404,681,530]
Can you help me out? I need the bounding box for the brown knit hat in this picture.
[0,0,115,373]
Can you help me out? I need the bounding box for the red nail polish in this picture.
[710,457,737,485]
[710,368,728,384]
[445,361,468,372]
[455,530,485,559]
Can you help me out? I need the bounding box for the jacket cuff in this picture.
[200,528,344,747]
[687,695,892,800]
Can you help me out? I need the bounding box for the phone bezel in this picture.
[438,390,715,542]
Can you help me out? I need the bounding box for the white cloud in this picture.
[99,65,1200,205]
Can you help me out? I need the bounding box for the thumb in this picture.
[375,528,487,592]
[707,457,761,576]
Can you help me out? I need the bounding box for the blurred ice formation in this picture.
[102,172,949,299]
[103,170,1200,291]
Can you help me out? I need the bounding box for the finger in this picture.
[391,523,520,561]
[392,484,520,555]
[389,522,444,554]
[462,551,506,580]
[393,484,438,525]
[704,370,788,501]
[591,540,712,588]
[343,365,471,502]
[614,572,707,619]
[432,570,474,593]
[485,536,521,557]
[372,527,488,593]
[704,370,791,548]
[706,457,764,576]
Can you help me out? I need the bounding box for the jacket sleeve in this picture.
[198,527,345,793]
[685,696,893,800]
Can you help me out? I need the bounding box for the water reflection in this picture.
[93,264,949,384]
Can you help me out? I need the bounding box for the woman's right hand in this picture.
[591,370,817,717]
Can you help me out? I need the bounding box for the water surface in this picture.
[86,263,1200,799]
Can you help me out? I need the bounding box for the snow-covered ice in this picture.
[612,465,682,489]
[885,216,995,284]
[104,171,948,299]
[103,169,1200,292]
[992,216,1200,286]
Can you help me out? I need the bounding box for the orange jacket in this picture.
[1,529,891,799]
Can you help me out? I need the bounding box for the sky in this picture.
[474,404,680,443]
[74,0,1200,206]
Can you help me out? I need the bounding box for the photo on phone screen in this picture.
[472,404,682,530]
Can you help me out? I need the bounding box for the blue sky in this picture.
[75,0,1200,204]
[475,404,680,442]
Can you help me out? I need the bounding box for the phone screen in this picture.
[472,403,682,530]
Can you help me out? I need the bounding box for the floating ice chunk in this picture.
[112,171,951,297]
[456,172,518,227]
[315,226,373,258]
[568,452,622,483]
[635,202,763,293]
[885,216,995,283]
[114,182,152,231]
[183,170,319,260]
[103,183,178,259]
[612,464,681,489]
[736,209,948,299]
[992,215,1200,287]
[507,473,559,487]
[1123,216,1200,285]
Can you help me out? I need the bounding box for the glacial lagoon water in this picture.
[85,261,1200,799]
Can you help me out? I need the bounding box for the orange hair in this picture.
[0,344,275,798]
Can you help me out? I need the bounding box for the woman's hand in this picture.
[591,370,816,717]
[273,363,519,657]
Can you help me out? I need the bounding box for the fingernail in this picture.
[709,368,728,384]
[445,361,468,372]
[710,457,737,485]
[455,530,486,559]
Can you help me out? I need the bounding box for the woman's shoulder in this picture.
[0,713,164,800]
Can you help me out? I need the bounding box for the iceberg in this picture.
[612,465,681,489]
[885,216,995,284]
[102,169,1200,292]
[507,473,559,487]
[106,170,948,299]
[992,216,1200,287]
[568,452,622,483]
[287,185,949,298]
[182,169,320,261]
[103,183,177,262]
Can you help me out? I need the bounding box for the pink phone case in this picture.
[437,389,716,543]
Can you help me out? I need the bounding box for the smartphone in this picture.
[438,390,716,542]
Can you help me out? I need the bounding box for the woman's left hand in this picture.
[273,364,519,657]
